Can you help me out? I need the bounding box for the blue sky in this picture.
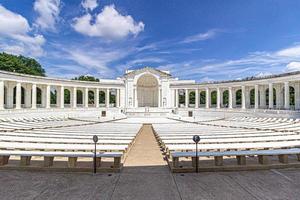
[1,0,300,82]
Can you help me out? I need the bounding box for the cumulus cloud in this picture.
[72,4,144,40]
[0,4,45,57]
[81,0,98,11]
[34,0,61,31]
[181,29,219,44]
[286,62,300,72]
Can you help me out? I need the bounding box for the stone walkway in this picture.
[123,124,168,168]
[110,124,181,200]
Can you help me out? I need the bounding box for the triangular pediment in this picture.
[123,67,171,78]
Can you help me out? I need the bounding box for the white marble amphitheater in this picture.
[2,66,300,173]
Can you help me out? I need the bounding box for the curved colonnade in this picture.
[0,70,123,110]
[173,72,300,111]
[0,68,300,112]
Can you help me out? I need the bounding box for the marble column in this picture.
[84,88,89,108]
[32,84,37,109]
[158,88,161,108]
[245,88,251,109]
[106,88,110,108]
[59,86,64,109]
[268,83,273,109]
[134,88,137,108]
[254,85,259,109]
[284,82,290,109]
[72,87,77,108]
[95,88,99,108]
[24,85,31,108]
[233,90,237,108]
[228,87,233,109]
[116,89,120,107]
[7,84,14,109]
[46,85,51,109]
[0,81,4,110]
[205,88,210,109]
[295,83,300,110]
[175,89,178,107]
[275,86,281,109]
[217,88,221,109]
[195,89,199,108]
[15,82,21,109]
[260,86,266,108]
[185,89,188,108]
[241,86,246,109]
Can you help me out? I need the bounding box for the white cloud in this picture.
[0,4,45,57]
[73,4,144,40]
[81,0,98,11]
[126,57,165,66]
[276,45,300,57]
[34,0,61,31]
[157,44,300,80]
[181,29,219,44]
[49,41,136,78]
[286,62,300,72]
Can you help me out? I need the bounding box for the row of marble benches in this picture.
[205,117,300,132]
[152,122,300,153]
[171,148,300,170]
[0,150,123,168]
[0,117,141,170]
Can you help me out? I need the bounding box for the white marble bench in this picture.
[0,142,128,152]
[0,150,123,168]
[171,148,300,168]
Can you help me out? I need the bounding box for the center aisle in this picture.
[123,124,168,168]
[111,119,182,200]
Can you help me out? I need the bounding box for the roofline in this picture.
[123,67,172,77]
[173,70,300,86]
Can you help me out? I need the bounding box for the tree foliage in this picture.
[0,52,45,76]
[72,75,99,82]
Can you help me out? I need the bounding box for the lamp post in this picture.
[193,135,200,173]
[93,135,98,174]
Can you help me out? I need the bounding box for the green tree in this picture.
[0,52,45,76]
[72,75,99,82]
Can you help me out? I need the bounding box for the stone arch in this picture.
[222,90,229,108]
[110,89,117,107]
[99,91,106,107]
[189,91,195,107]
[50,87,57,106]
[178,89,185,108]
[210,90,217,107]
[64,89,71,105]
[77,90,83,106]
[199,91,206,107]
[236,89,242,107]
[36,87,42,106]
[136,73,159,107]
[88,90,95,105]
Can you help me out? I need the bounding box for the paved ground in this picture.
[2,124,300,200]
